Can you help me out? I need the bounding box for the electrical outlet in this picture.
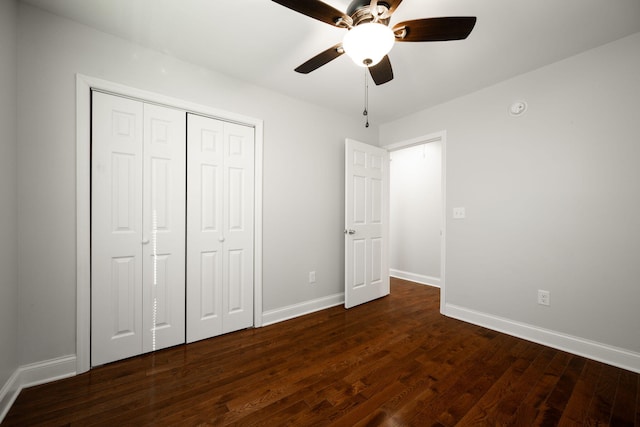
[537,290,550,306]
[453,207,466,219]
[309,271,316,284]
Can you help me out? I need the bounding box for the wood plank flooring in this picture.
[4,278,639,426]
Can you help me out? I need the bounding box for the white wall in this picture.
[16,3,375,366]
[380,32,640,366]
[389,142,442,285]
[0,0,19,388]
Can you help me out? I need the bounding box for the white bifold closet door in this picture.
[186,113,255,343]
[91,91,186,366]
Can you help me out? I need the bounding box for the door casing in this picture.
[382,131,447,313]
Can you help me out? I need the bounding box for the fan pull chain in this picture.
[363,69,369,128]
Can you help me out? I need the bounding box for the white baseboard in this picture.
[262,293,344,326]
[0,355,76,423]
[444,303,640,374]
[390,269,440,288]
[0,369,20,424]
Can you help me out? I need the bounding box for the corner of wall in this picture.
[0,369,20,423]
[0,0,20,414]
[0,355,76,423]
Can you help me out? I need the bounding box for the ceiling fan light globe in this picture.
[343,23,395,67]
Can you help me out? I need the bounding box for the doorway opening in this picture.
[383,131,446,312]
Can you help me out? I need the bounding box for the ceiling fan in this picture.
[272,0,477,85]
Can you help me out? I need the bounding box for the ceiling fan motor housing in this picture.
[347,0,391,26]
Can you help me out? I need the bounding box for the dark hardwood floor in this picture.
[4,278,639,426]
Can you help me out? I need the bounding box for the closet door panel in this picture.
[187,114,224,343]
[92,92,144,366]
[226,249,245,312]
[222,122,255,333]
[199,250,220,318]
[142,103,186,353]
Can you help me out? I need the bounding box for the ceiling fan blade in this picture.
[393,17,477,42]
[295,43,345,74]
[272,0,352,27]
[368,55,393,85]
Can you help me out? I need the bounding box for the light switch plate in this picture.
[453,207,466,219]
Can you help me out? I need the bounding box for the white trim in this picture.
[382,130,447,312]
[440,133,447,313]
[253,125,264,327]
[76,75,91,375]
[444,303,640,374]
[383,132,445,152]
[390,269,440,288]
[0,356,76,423]
[12,355,76,389]
[262,293,345,327]
[76,74,264,373]
[0,370,20,423]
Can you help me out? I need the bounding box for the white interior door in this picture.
[186,114,224,342]
[221,121,255,333]
[91,92,144,366]
[344,138,390,308]
[92,92,186,366]
[186,114,254,343]
[141,103,186,353]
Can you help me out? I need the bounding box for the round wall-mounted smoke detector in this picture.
[509,100,528,117]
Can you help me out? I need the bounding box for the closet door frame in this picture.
[75,74,264,374]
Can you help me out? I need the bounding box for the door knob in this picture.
[344,229,356,235]
[219,237,226,243]
[142,239,150,245]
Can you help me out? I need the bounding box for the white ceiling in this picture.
[21,0,640,123]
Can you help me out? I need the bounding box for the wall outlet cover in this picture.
[537,290,550,306]
[453,207,466,219]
